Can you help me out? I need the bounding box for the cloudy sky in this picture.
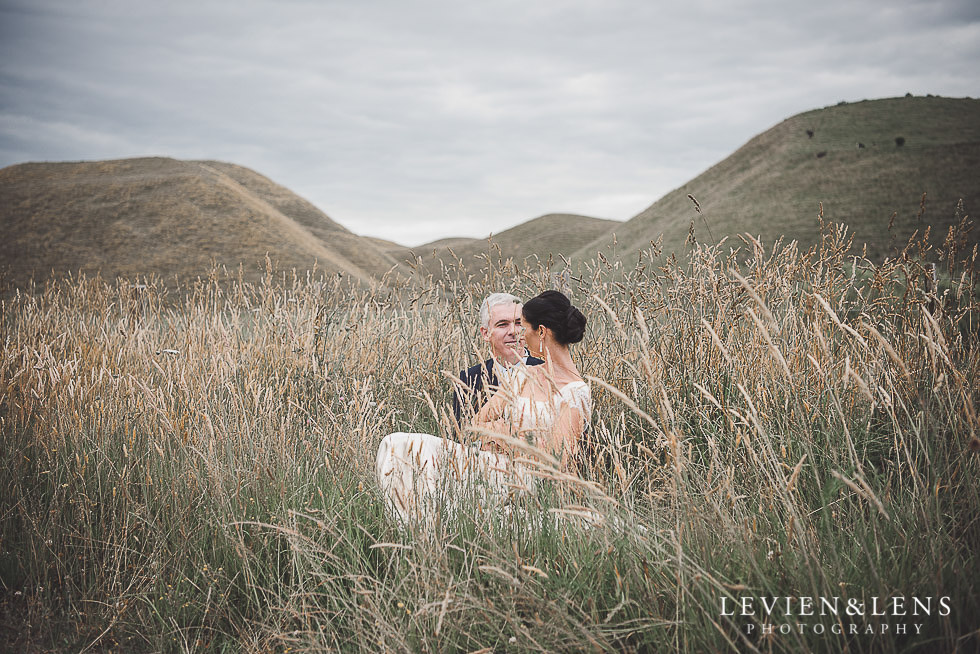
[1,0,978,246]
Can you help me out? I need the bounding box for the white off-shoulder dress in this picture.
[375,379,591,524]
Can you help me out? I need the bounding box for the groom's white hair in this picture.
[480,292,522,328]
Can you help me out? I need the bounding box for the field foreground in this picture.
[1,220,979,652]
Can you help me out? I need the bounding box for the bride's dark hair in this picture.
[522,290,586,345]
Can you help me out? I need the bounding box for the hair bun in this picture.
[522,289,587,345]
[563,305,587,344]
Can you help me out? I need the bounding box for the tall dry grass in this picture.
[1,218,978,652]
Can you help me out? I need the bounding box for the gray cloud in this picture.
[2,0,978,245]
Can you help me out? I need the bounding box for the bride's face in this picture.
[522,314,543,358]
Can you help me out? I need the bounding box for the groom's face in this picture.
[481,302,523,365]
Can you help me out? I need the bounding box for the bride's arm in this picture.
[542,404,584,469]
[474,386,508,425]
[471,386,517,451]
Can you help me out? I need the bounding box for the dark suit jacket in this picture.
[451,356,544,427]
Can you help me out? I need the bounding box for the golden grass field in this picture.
[2,214,978,652]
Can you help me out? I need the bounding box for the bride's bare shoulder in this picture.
[525,363,547,378]
[525,365,584,392]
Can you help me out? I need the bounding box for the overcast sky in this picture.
[1,0,978,246]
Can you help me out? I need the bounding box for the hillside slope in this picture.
[0,157,398,287]
[574,96,980,262]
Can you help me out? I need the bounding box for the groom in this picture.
[451,292,544,426]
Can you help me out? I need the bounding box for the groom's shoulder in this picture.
[527,356,545,366]
[461,358,494,381]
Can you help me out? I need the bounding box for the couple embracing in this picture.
[376,290,591,524]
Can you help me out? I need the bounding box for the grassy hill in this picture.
[0,157,399,288]
[401,213,622,278]
[574,96,980,264]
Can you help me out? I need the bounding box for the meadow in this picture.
[1,216,978,652]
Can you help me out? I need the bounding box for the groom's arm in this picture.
[453,361,495,428]
[452,364,486,428]
[451,369,468,427]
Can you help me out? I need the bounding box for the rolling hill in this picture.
[0,157,399,288]
[574,96,980,264]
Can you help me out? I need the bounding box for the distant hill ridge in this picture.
[2,96,977,290]
[396,213,621,278]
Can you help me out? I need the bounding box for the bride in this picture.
[376,290,591,524]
